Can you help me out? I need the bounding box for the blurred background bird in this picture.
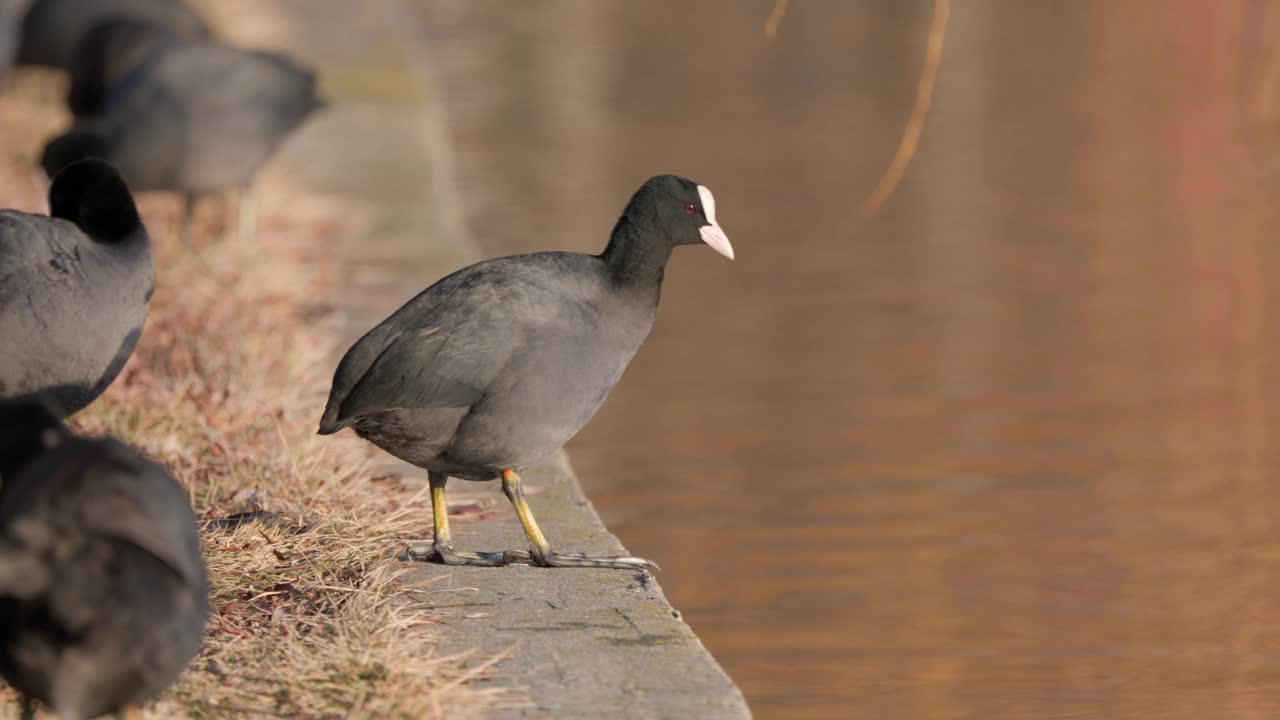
[15,0,207,70]
[17,0,323,243]
[0,402,208,720]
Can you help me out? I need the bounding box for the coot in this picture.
[319,175,734,569]
[0,158,153,417]
[0,403,208,719]
[40,39,323,241]
[16,0,207,69]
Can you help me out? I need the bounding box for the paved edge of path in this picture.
[394,451,752,720]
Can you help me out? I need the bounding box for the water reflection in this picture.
[420,1,1280,717]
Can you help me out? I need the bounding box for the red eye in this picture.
[685,203,695,214]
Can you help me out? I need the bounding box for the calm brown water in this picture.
[420,1,1280,717]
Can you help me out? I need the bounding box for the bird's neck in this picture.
[600,216,673,288]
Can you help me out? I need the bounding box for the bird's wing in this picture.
[336,323,497,420]
[319,317,400,432]
[321,261,502,430]
[322,252,601,429]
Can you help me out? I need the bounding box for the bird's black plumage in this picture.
[320,175,732,570]
[0,403,208,719]
[320,175,733,482]
[323,251,657,480]
[0,159,152,417]
[15,0,207,69]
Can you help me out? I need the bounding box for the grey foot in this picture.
[406,542,657,570]
[521,549,660,571]
[407,540,509,567]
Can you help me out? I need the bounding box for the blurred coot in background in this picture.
[0,403,208,720]
[15,0,207,69]
[41,27,323,239]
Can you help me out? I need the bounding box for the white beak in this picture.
[697,184,734,260]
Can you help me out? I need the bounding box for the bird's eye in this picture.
[685,203,695,214]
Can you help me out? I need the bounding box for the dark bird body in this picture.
[42,40,323,195]
[322,252,658,481]
[0,404,208,719]
[320,175,734,569]
[0,159,152,417]
[16,0,207,69]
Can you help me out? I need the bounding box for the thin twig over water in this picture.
[857,0,950,220]
[764,0,789,41]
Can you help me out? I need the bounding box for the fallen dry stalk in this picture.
[764,0,789,41]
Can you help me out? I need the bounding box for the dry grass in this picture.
[0,74,504,719]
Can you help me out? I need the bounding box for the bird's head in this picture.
[47,158,142,243]
[41,128,109,180]
[625,175,734,260]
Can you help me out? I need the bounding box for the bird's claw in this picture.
[407,541,506,567]
[407,542,658,571]
[529,550,659,571]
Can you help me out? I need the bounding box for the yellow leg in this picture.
[407,472,505,566]
[500,469,657,570]
[408,470,657,571]
[179,191,197,245]
[430,472,452,546]
[237,183,256,244]
[501,469,551,559]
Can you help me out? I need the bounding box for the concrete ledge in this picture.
[397,453,750,719]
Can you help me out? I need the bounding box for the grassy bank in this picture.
[0,74,502,719]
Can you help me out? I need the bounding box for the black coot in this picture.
[16,0,207,69]
[0,403,208,719]
[0,158,152,417]
[319,175,734,570]
[40,37,324,241]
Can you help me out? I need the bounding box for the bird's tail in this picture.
[317,406,350,435]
